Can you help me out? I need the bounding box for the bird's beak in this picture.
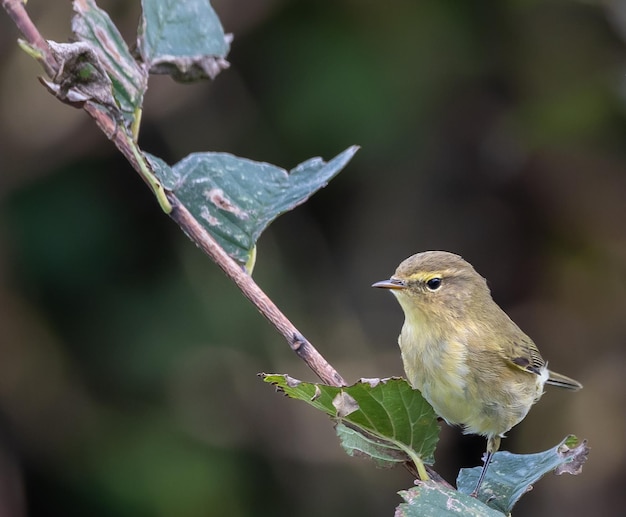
[372,278,406,290]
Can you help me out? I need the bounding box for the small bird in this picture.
[372,251,582,496]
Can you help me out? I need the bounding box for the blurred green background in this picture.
[1,0,625,515]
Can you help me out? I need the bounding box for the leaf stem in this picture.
[125,132,172,213]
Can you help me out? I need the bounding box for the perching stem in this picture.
[1,0,346,388]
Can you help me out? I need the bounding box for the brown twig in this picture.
[83,102,347,386]
[2,0,347,389]
[86,103,345,387]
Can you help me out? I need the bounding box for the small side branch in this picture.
[3,0,58,78]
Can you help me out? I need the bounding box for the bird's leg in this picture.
[470,450,493,497]
[470,435,501,497]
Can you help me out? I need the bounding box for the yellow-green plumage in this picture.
[373,251,581,495]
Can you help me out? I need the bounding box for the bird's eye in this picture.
[426,277,442,291]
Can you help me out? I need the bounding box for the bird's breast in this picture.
[398,320,475,425]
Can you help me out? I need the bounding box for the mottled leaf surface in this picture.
[396,482,505,517]
[148,147,358,265]
[138,0,230,80]
[457,435,589,514]
[72,0,147,117]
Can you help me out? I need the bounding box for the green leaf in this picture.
[148,147,358,265]
[396,481,505,517]
[336,423,409,467]
[72,0,147,117]
[138,0,230,81]
[262,375,440,468]
[457,435,589,514]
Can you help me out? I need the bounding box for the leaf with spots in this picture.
[396,481,505,516]
[72,0,147,119]
[147,147,358,265]
[457,435,589,514]
[138,0,231,81]
[262,375,440,468]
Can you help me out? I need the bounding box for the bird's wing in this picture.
[505,336,546,376]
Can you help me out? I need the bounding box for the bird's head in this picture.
[372,251,491,322]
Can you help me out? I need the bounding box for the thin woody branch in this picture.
[85,101,347,386]
[2,0,346,388]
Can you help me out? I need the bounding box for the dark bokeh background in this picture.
[1,1,625,515]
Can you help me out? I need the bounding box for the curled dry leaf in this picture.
[359,378,382,388]
[285,375,302,389]
[555,439,590,476]
[332,392,360,418]
[41,41,117,109]
[311,385,322,401]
